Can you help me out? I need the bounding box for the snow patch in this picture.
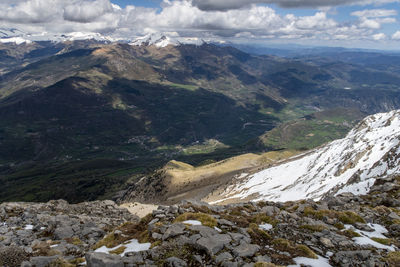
[0,37,32,45]
[344,223,396,251]
[24,224,34,230]
[95,239,151,256]
[288,255,332,267]
[259,223,273,231]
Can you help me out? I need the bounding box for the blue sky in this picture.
[113,0,162,9]
[0,0,399,49]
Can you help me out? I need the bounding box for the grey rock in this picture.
[165,257,187,267]
[261,206,278,216]
[189,225,219,237]
[332,250,373,266]
[254,255,271,263]
[232,243,260,258]
[218,219,234,227]
[54,226,74,240]
[216,252,233,263]
[389,212,400,220]
[320,237,334,248]
[229,232,251,244]
[196,234,231,255]
[354,223,373,232]
[122,252,144,264]
[86,252,124,267]
[162,223,186,240]
[29,256,59,267]
[221,261,239,267]
[152,232,163,240]
[192,255,202,265]
[149,218,159,225]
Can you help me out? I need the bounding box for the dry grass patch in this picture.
[174,212,217,227]
[93,214,153,250]
[250,214,278,226]
[303,207,365,224]
[65,237,83,246]
[342,229,361,238]
[370,238,395,246]
[272,238,317,259]
[338,211,365,224]
[248,223,272,245]
[386,251,400,266]
[109,246,126,255]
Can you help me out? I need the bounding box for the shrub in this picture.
[248,223,272,245]
[250,214,278,226]
[338,211,365,224]
[0,246,29,267]
[342,229,361,238]
[371,238,394,246]
[386,251,400,266]
[272,239,317,259]
[296,244,318,259]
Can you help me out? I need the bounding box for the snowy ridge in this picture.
[215,109,400,203]
[129,33,205,48]
[0,27,206,46]
[0,28,31,44]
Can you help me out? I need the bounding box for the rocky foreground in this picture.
[1,176,400,266]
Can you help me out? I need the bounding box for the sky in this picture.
[0,0,400,49]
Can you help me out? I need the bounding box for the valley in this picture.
[1,39,400,203]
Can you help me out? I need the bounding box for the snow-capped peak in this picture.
[129,33,205,48]
[0,28,26,38]
[213,109,400,203]
[129,33,179,48]
[0,28,32,44]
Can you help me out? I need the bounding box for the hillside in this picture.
[1,41,400,202]
[207,109,400,204]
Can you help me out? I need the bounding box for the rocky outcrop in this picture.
[0,200,138,267]
[1,176,400,266]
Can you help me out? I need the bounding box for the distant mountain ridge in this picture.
[1,39,400,203]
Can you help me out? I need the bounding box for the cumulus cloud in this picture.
[351,9,397,18]
[350,8,397,30]
[190,0,400,11]
[0,0,398,45]
[372,33,386,40]
[393,31,400,40]
[63,0,115,23]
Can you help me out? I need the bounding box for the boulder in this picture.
[196,234,231,256]
[85,252,124,267]
[232,243,260,258]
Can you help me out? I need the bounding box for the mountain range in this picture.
[1,36,400,203]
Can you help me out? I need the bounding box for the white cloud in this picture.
[191,0,400,10]
[63,0,115,23]
[372,32,386,40]
[0,0,397,46]
[392,31,400,40]
[351,9,397,30]
[351,9,397,18]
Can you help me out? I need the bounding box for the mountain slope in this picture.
[2,41,400,203]
[208,109,400,203]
